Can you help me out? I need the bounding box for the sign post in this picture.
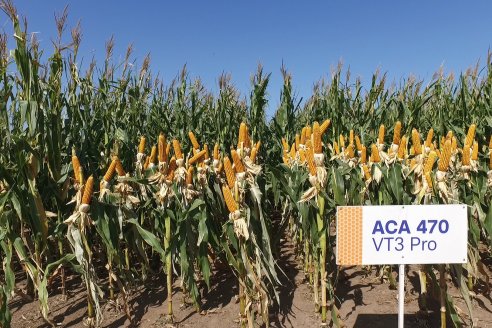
[336,204,467,327]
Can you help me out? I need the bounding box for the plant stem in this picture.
[317,195,327,323]
[164,215,173,321]
[440,264,446,328]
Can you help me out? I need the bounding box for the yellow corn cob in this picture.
[213,143,220,159]
[438,140,452,171]
[223,156,236,189]
[360,145,367,164]
[489,135,492,149]
[295,134,300,151]
[425,172,433,190]
[231,150,245,173]
[462,144,471,166]
[149,145,157,164]
[282,138,289,153]
[424,151,437,173]
[320,119,331,135]
[256,140,261,153]
[446,131,453,140]
[82,175,94,205]
[306,147,316,176]
[412,129,422,155]
[346,144,355,158]
[189,149,207,165]
[465,124,476,147]
[393,121,401,145]
[451,136,457,152]
[238,122,247,147]
[370,144,381,163]
[313,122,322,153]
[173,139,183,159]
[471,142,478,161]
[339,134,345,149]
[299,148,306,163]
[378,124,385,145]
[189,131,200,150]
[158,133,167,163]
[425,128,434,148]
[435,149,441,159]
[489,151,492,170]
[144,157,150,170]
[114,157,126,177]
[306,126,312,141]
[300,127,307,145]
[222,185,238,213]
[138,136,146,154]
[72,149,81,183]
[333,141,340,155]
[398,136,407,159]
[104,158,117,182]
[349,129,354,145]
[167,157,177,180]
[355,135,362,151]
[166,143,171,159]
[186,166,194,185]
[290,143,296,159]
[204,144,209,160]
[250,146,258,162]
[362,164,371,181]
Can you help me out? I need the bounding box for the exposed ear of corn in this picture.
[250,146,258,162]
[213,143,220,159]
[378,124,385,145]
[232,150,245,173]
[412,129,422,155]
[313,122,322,153]
[398,136,407,159]
[471,142,478,160]
[349,129,354,145]
[295,134,300,150]
[355,135,362,151]
[186,166,194,185]
[320,119,331,135]
[425,128,434,148]
[339,134,345,149]
[360,145,367,163]
[82,175,94,205]
[224,156,236,189]
[438,140,452,171]
[114,156,126,177]
[189,149,207,165]
[204,144,209,160]
[173,139,183,159]
[167,156,177,179]
[150,145,157,164]
[465,124,476,146]
[362,163,371,180]
[290,143,296,159]
[462,144,471,165]
[300,127,307,144]
[306,147,316,176]
[144,156,150,169]
[346,144,355,158]
[104,158,117,182]
[451,136,457,152]
[138,136,146,154]
[222,185,238,213]
[392,121,401,145]
[189,131,200,150]
[72,149,81,183]
[333,141,340,155]
[158,133,167,163]
[425,172,433,190]
[370,144,381,162]
[424,151,437,173]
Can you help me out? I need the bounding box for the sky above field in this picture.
[3,1,492,116]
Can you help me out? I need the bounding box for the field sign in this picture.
[336,205,467,265]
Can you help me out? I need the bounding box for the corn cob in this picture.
[465,124,476,147]
[360,145,367,164]
[115,157,126,177]
[346,144,355,158]
[158,133,167,163]
[412,129,422,155]
[393,121,402,145]
[489,135,492,149]
[355,135,362,151]
[189,131,200,150]
[104,158,117,182]
[424,151,437,173]
[222,185,238,213]
[436,149,441,158]
[462,145,471,165]
[149,145,157,164]
[313,122,322,153]
[305,126,312,141]
[299,148,306,163]
[471,142,478,161]
[451,136,457,152]
[320,119,331,135]
[213,143,220,159]
[238,122,247,148]
[339,134,345,149]
[138,136,146,154]
[290,143,296,159]
[425,172,433,190]
[144,157,150,169]
[204,144,209,160]
[440,136,446,149]
[349,129,354,145]
[72,148,81,183]
[173,139,183,159]
[378,124,385,145]
[370,144,381,163]
[438,140,452,171]
[362,164,371,181]
[333,141,340,155]
[82,175,94,205]
[306,147,316,176]
[189,149,207,165]
[446,131,453,140]
[397,136,407,159]
[489,151,492,170]
[250,146,258,162]
[425,128,434,148]
[231,149,245,173]
[295,134,300,151]
[186,166,194,185]
[255,140,261,153]
[300,127,307,145]
[223,156,236,189]
[166,143,171,159]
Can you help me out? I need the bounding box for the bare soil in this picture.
[9,239,492,328]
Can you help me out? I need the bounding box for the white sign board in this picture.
[336,204,467,265]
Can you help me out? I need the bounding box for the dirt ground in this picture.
[8,238,492,328]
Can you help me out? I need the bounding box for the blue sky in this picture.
[3,1,492,115]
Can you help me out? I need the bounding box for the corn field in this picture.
[0,2,492,328]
